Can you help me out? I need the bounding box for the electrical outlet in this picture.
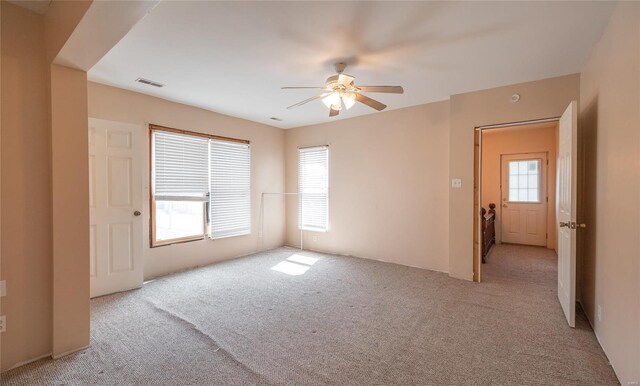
[312,235,317,242]
[597,304,602,322]
[0,316,6,333]
[0,280,5,297]
[451,178,462,188]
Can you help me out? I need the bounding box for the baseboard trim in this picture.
[3,344,91,373]
[283,244,450,275]
[52,344,90,360]
[3,352,52,373]
[576,300,622,384]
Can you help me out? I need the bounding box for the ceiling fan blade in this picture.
[329,106,340,117]
[282,87,326,89]
[357,86,404,94]
[355,93,387,111]
[286,93,329,109]
[337,74,354,86]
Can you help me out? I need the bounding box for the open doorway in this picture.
[474,102,580,329]
[474,119,560,282]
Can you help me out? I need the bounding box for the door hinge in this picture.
[546,196,548,202]
[546,233,548,239]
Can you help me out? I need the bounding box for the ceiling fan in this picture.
[282,63,404,117]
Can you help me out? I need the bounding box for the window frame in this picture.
[150,199,207,247]
[298,145,329,232]
[506,158,543,204]
[149,124,249,247]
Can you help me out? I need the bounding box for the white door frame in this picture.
[476,117,559,283]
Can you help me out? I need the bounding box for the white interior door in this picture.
[557,101,579,327]
[89,118,143,298]
[500,153,548,246]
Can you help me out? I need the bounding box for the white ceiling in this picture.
[89,1,615,129]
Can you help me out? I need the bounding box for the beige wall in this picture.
[481,122,558,251]
[50,64,90,358]
[578,2,640,384]
[0,2,52,371]
[46,0,93,362]
[87,82,286,279]
[284,101,450,272]
[449,74,580,280]
[1,0,93,370]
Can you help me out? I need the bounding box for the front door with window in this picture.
[500,153,547,246]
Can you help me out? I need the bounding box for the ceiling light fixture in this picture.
[321,91,341,108]
[320,90,356,110]
[342,92,356,109]
[282,63,404,118]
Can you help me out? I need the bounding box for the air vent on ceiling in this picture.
[135,77,164,88]
[270,117,283,122]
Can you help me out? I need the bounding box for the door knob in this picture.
[502,204,508,208]
[560,221,586,229]
[133,210,141,216]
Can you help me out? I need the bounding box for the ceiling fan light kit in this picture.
[283,63,404,117]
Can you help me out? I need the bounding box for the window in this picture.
[152,130,208,244]
[209,140,251,239]
[298,146,329,231]
[508,159,541,202]
[150,125,250,246]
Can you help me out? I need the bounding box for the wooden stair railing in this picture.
[481,203,496,263]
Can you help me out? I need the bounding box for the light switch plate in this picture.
[451,179,462,188]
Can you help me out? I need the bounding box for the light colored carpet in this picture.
[2,244,619,385]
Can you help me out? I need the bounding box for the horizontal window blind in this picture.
[298,146,328,231]
[210,140,251,239]
[153,131,209,201]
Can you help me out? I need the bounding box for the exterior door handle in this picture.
[133,210,141,216]
[560,221,586,229]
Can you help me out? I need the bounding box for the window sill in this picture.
[208,232,251,241]
[151,235,205,248]
[298,227,328,233]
